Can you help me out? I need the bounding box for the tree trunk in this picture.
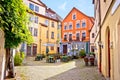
[4,48,15,78]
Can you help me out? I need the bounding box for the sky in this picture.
[41,0,94,19]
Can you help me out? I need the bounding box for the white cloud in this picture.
[58,2,67,11]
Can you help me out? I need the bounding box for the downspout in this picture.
[98,0,102,72]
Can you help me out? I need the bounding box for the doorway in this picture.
[27,44,37,56]
[106,27,111,78]
[63,45,67,54]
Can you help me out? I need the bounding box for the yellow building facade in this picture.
[38,15,59,54]
[93,0,120,80]
[22,0,62,56]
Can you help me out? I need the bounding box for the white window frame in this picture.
[34,16,38,24]
[69,22,73,30]
[34,28,38,37]
[82,20,86,28]
[76,20,80,28]
[64,22,67,30]
[82,31,86,38]
[72,13,76,20]
[35,5,39,12]
[45,20,49,26]
[63,33,68,41]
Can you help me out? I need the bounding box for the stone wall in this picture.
[0,29,5,80]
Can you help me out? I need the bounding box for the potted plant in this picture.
[84,55,89,66]
[79,49,86,58]
[89,55,95,66]
[61,55,69,62]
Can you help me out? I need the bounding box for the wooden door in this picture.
[27,45,31,56]
[33,44,37,56]
[63,45,67,54]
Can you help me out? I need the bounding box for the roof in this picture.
[46,8,56,14]
[63,7,94,22]
[28,0,47,8]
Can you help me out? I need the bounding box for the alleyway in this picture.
[14,57,105,80]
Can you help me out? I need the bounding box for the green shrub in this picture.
[14,52,25,66]
[89,52,94,55]
[61,55,69,62]
[21,52,25,59]
[79,49,86,58]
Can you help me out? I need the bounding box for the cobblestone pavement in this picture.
[15,57,105,80]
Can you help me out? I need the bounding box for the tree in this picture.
[0,0,33,78]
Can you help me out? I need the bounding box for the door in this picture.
[63,45,67,54]
[33,44,37,56]
[27,45,31,56]
[57,47,59,53]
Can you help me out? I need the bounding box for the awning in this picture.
[43,43,54,46]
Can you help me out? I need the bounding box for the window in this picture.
[51,46,54,50]
[34,28,38,36]
[34,16,38,24]
[29,27,33,35]
[46,30,48,39]
[76,23,80,28]
[69,24,72,30]
[57,34,59,38]
[64,35,67,40]
[29,15,34,22]
[29,3,34,11]
[82,32,86,38]
[35,6,39,12]
[45,20,49,26]
[69,34,72,41]
[64,25,67,30]
[92,33,94,38]
[51,32,54,39]
[58,24,61,29]
[51,22,54,27]
[82,21,86,27]
[72,14,76,20]
[76,33,80,40]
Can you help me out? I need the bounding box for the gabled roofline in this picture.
[63,7,94,22]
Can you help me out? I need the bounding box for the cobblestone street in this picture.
[14,57,105,80]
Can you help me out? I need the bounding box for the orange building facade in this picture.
[61,7,94,55]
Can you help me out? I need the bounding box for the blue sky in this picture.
[41,0,94,19]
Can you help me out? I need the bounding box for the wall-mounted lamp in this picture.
[98,41,103,48]
[110,42,113,49]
